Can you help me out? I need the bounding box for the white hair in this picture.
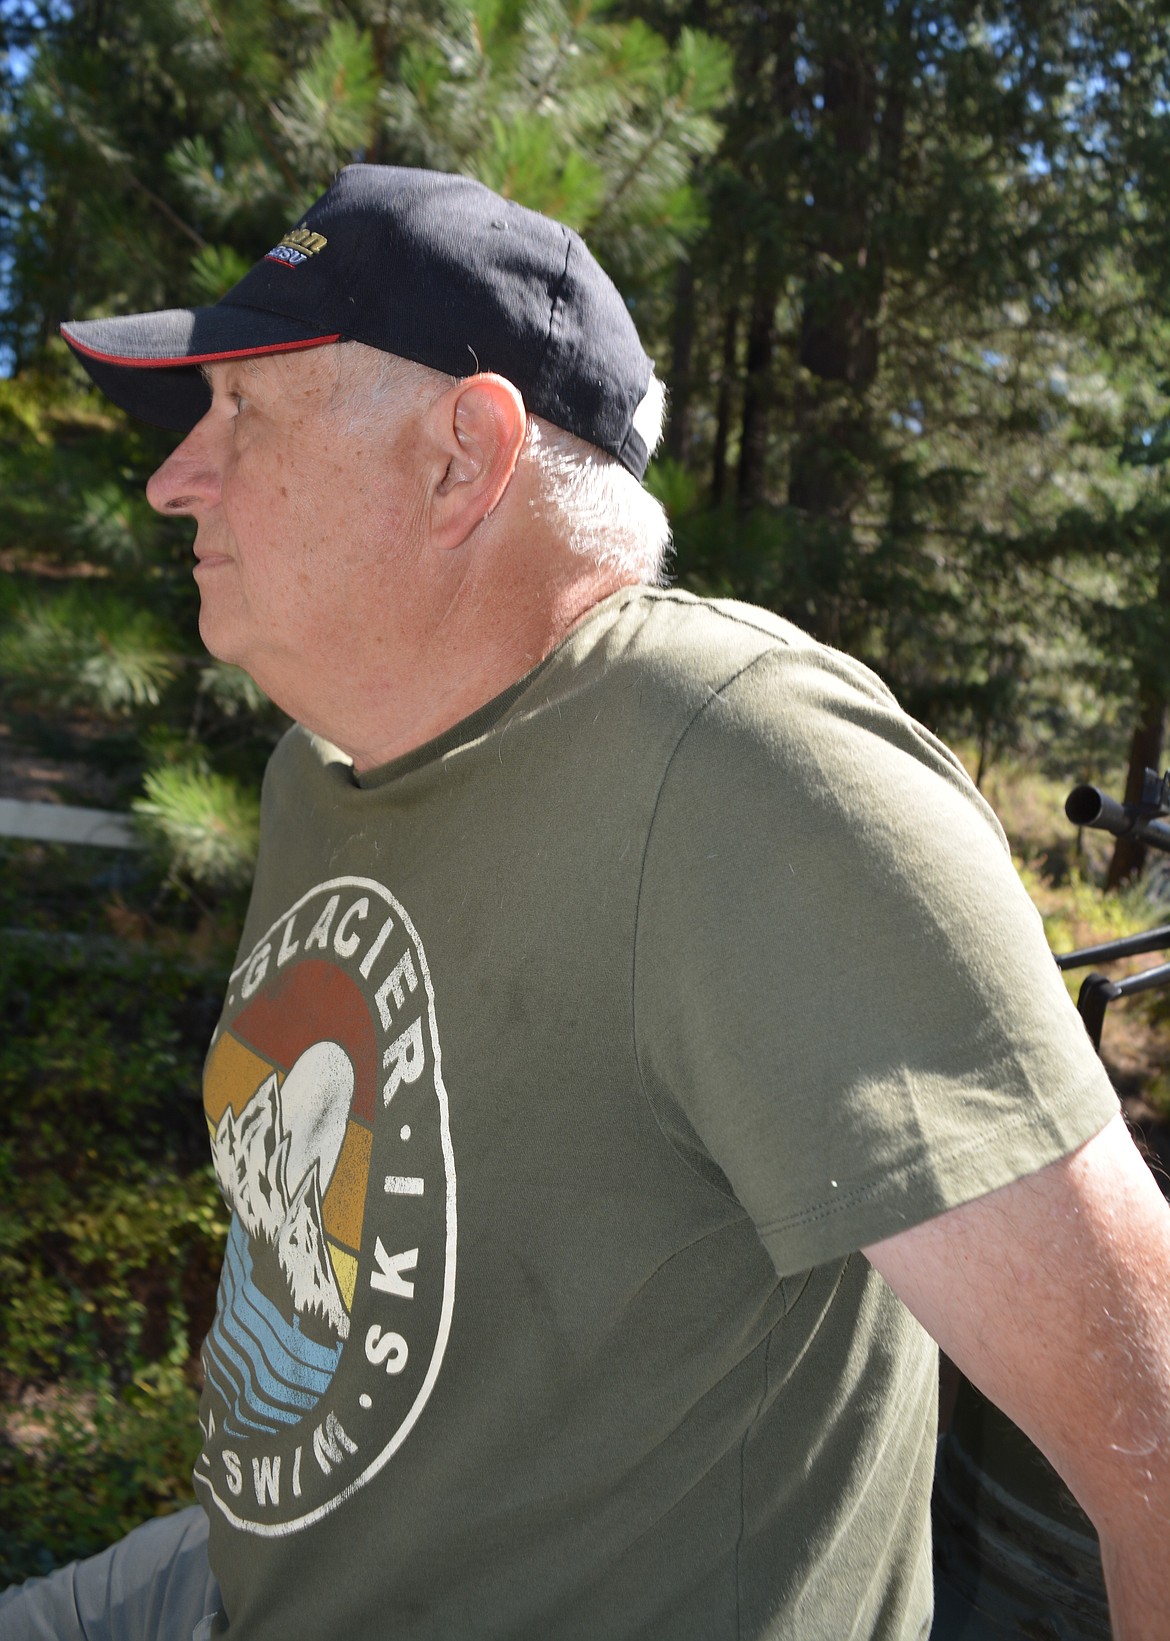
[522,377,671,585]
[332,342,672,585]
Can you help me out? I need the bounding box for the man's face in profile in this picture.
[146,348,427,710]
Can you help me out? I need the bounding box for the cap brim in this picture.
[61,306,342,432]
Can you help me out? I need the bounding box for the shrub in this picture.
[0,936,229,1582]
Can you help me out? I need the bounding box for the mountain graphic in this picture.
[210,1047,352,1343]
[212,1073,289,1243]
[278,1163,349,1339]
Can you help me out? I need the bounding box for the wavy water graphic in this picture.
[204,1218,343,1439]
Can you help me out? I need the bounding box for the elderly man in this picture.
[4,165,1168,1640]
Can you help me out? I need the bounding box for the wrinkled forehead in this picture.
[195,344,375,414]
[189,346,455,456]
[197,356,266,382]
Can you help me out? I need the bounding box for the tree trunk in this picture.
[786,2,914,523]
[785,35,879,523]
[1106,542,1170,889]
[1105,685,1167,890]
[664,257,696,464]
[737,258,780,506]
[710,299,739,505]
[726,0,797,507]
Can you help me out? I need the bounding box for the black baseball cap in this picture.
[61,165,656,478]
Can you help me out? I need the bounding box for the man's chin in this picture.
[196,605,247,671]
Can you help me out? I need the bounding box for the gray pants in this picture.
[0,1507,220,1640]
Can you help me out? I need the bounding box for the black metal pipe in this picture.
[1064,785,1170,854]
[1055,925,1170,969]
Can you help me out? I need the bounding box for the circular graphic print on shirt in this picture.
[194,876,456,1535]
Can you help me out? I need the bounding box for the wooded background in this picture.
[5,0,1170,859]
[4,0,1170,1578]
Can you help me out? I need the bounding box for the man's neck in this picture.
[304,567,634,774]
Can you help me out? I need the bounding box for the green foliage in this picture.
[469,112,607,226]
[0,376,54,443]
[134,762,262,889]
[643,454,702,521]
[187,242,253,303]
[0,586,181,713]
[0,937,229,1580]
[197,659,271,720]
[0,366,284,890]
[379,0,731,276]
[66,481,159,571]
[619,0,1170,788]
[1024,865,1147,959]
[0,1361,204,1582]
[271,17,382,173]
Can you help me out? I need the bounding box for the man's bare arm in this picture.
[863,1113,1170,1641]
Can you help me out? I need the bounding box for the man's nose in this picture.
[146,420,222,516]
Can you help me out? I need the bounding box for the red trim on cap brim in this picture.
[63,334,342,369]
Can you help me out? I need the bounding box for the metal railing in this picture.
[1056,766,1170,1050]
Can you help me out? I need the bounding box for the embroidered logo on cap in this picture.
[266,228,329,270]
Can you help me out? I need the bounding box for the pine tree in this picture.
[632,0,1170,785]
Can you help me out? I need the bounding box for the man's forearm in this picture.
[1102,1529,1170,1641]
[865,1115,1170,1641]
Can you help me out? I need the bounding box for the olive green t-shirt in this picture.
[197,589,1117,1640]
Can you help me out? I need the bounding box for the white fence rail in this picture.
[0,798,142,850]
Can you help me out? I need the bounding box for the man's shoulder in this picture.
[612,588,986,832]
[612,586,809,664]
[591,587,899,716]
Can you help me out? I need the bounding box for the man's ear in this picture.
[428,373,527,549]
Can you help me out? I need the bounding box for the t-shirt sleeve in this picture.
[632,640,1120,1278]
